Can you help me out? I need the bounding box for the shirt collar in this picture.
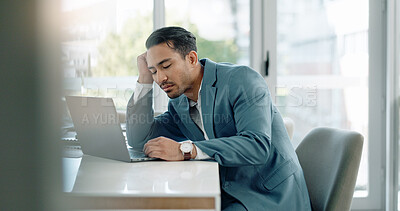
[189,79,203,107]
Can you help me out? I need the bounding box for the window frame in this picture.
[386,0,400,210]
[153,0,169,114]
[263,0,387,209]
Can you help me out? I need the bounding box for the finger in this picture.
[143,145,149,155]
[148,150,162,159]
[144,140,159,150]
[144,144,159,155]
[143,143,149,152]
[138,51,147,59]
[143,143,151,154]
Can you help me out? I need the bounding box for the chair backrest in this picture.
[296,127,364,211]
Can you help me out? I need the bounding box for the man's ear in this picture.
[187,51,198,66]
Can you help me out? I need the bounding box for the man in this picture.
[126,26,311,210]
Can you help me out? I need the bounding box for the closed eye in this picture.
[162,64,171,69]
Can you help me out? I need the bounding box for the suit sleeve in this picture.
[195,67,273,167]
[126,90,186,151]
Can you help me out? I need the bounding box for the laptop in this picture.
[65,96,157,162]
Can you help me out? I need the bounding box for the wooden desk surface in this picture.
[63,155,221,210]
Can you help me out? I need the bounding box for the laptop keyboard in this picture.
[128,150,148,158]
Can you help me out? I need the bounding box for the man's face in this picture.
[146,43,196,99]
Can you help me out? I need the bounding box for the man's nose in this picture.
[155,70,167,84]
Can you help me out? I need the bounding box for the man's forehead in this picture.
[147,43,178,66]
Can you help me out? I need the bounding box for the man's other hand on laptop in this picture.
[143,137,197,161]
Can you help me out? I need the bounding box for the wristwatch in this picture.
[180,141,193,160]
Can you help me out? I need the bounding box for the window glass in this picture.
[61,0,153,111]
[277,0,369,196]
[165,0,250,66]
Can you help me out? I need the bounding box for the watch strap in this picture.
[183,152,191,160]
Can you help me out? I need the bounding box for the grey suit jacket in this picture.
[127,59,311,210]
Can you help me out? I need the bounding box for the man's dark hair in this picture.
[145,26,197,59]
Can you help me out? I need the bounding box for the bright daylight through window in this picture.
[276,0,369,196]
[60,0,250,139]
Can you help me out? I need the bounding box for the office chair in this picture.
[296,127,364,211]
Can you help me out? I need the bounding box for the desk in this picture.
[63,155,221,210]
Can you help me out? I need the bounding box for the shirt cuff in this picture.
[194,145,212,160]
[133,82,153,104]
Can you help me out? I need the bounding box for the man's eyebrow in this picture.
[148,58,171,69]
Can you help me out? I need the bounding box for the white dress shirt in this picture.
[133,82,211,160]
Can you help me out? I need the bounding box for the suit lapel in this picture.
[200,59,217,139]
[175,59,218,141]
[201,86,216,139]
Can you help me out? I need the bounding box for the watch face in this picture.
[180,142,193,153]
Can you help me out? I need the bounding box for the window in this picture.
[61,0,250,113]
[276,0,369,196]
[61,0,252,137]
[61,0,153,111]
[165,0,250,66]
[268,0,386,209]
